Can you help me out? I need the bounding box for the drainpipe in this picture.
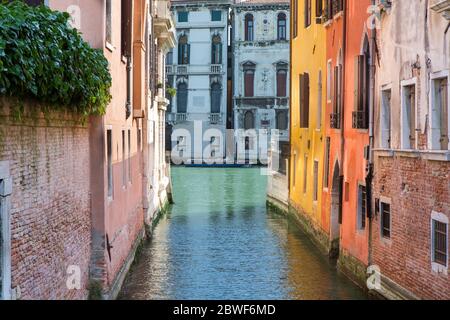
[126,55,132,119]
[366,0,377,267]
[338,0,348,224]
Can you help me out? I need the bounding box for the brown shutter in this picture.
[333,66,338,114]
[354,55,364,112]
[245,71,254,97]
[277,70,287,97]
[300,73,310,128]
[121,0,132,57]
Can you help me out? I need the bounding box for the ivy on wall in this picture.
[0,1,112,116]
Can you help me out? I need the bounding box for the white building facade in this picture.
[231,0,290,148]
[166,0,232,163]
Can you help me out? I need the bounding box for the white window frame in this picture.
[429,70,450,151]
[380,84,392,149]
[0,161,12,300]
[400,78,418,150]
[431,211,448,275]
[379,196,392,241]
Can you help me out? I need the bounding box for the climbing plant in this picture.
[0,1,112,116]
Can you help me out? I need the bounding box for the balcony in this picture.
[330,113,341,129]
[154,0,176,50]
[352,111,368,129]
[176,65,188,75]
[166,65,174,75]
[209,113,222,125]
[235,97,289,108]
[176,113,187,123]
[210,64,222,74]
[431,0,450,20]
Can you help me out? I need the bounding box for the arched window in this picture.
[178,35,189,65]
[244,111,255,130]
[243,61,256,97]
[276,110,288,130]
[277,13,287,40]
[211,35,222,64]
[210,82,221,113]
[177,82,188,113]
[245,14,254,41]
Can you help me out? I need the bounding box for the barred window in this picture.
[433,220,448,266]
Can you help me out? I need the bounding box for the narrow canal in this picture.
[119,167,366,300]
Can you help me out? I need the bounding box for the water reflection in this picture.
[119,167,366,300]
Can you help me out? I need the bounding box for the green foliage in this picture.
[0,1,112,116]
[166,86,176,97]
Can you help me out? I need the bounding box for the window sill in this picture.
[334,11,344,20]
[374,149,450,161]
[431,262,448,276]
[105,42,114,52]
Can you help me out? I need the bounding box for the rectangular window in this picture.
[431,77,449,150]
[211,10,222,21]
[106,0,112,44]
[380,88,392,148]
[357,184,366,230]
[353,55,369,129]
[323,137,330,188]
[401,83,416,149]
[293,0,298,38]
[122,130,126,187]
[316,0,323,18]
[313,160,319,201]
[107,129,113,198]
[380,202,391,239]
[178,12,188,23]
[244,70,255,97]
[128,130,131,183]
[432,220,447,266]
[299,73,310,128]
[303,154,308,194]
[305,0,312,28]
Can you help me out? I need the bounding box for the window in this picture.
[323,137,330,188]
[277,13,287,40]
[430,76,449,150]
[357,184,366,230]
[277,69,287,97]
[122,130,126,187]
[106,0,112,44]
[137,128,142,151]
[313,160,319,201]
[380,88,392,148]
[432,219,448,267]
[244,111,255,130]
[210,82,221,114]
[353,41,370,129]
[276,110,288,130]
[303,155,308,194]
[211,35,222,64]
[327,60,332,101]
[326,0,344,19]
[293,0,298,38]
[121,0,132,57]
[380,202,391,239]
[331,64,343,129]
[317,70,323,129]
[128,130,131,183]
[178,11,188,23]
[166,50,173,65]
[245,14,254,41]
[299,73,310,128]
[107,129,113,198]
[243,62,256,97]
[316,0,323,18]
[211,10,222,21]
[305,0,312,28]
[177,83,188,113]
[401,82,416,149]
[178,35,190,65]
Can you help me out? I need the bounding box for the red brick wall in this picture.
[372,154,450,299]
[0,103,91,299]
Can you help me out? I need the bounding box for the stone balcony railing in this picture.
[167,112,224,125]
[154,0,175,50]
[166,64,224,76]
[234,97,289,108]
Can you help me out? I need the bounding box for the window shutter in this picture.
[305,73,310,128]
[333,66,338,114]
[440,79,449,149]
[354,56,364,111]
[187,44,191,64]
[300,73,310,128]
[121,0,132,57]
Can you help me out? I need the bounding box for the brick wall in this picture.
[372,154,450,299]
[0,102,91,299]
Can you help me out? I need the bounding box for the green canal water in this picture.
[119,167,366,300]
